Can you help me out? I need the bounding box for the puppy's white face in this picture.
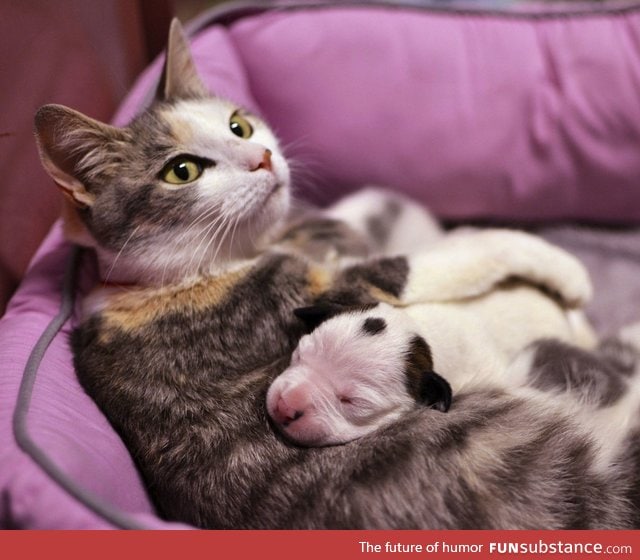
[266,304,421,446]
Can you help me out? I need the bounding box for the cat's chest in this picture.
[79,253,331,376]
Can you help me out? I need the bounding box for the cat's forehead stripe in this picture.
[127,107,182,164]
[157,106,195,146]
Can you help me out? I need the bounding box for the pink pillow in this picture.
[224,7,640,221]
[118,6,640,222]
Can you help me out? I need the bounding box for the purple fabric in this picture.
[112,25,258,126]
[540,225,640,335]
[3,3,640,530]
[231,8,640,220]
[0,224,191,529]
[1,226,150,528]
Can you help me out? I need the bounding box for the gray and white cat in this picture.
[34,20,640,529]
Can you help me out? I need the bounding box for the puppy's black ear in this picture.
[419,371,452,412]
[294,303,346,332]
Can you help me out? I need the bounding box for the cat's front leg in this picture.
[401,229,592,307]
[338,229,592,309]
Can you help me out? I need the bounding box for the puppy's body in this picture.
[406,284,595,392]
[267,286,595,447]
[267,300,640,524]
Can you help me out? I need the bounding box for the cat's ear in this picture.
[157,19,208,101]
[34,104,122,208]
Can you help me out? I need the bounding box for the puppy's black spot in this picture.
[405,336,435,401]
[362,317,386,336]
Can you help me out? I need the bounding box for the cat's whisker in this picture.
[103,225,141,286]
[226,212,242,260]
[281,135,323,201]
[210,213,235,265]
[181,200,225,238]
[280,134,314,162]
[186,210,231,277]
[208,210,237,270]
[187,206,233,280]
[289,162,324,202]
[169,204,224,265]
[194,221,227,279]
[155,201,229,285]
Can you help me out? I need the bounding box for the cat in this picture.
[34,20,640,529]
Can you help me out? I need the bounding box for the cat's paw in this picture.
[480,230,593,308]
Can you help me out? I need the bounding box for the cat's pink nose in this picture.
[252,149,272,172]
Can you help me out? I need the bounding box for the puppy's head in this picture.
[266,302,451,446]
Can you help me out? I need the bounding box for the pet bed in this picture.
[2,0,640,529]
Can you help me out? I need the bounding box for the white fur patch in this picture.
[267,304,419,445]
[402,229,593,306]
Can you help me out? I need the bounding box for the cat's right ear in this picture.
[34,104,120,208]
[157,19,209,101]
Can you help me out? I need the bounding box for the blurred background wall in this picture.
[0,0,227,315]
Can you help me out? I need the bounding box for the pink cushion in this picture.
[119,7,640,222]
[117,6,640,221]
[226,7,640,220]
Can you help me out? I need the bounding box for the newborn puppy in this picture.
[266,303,452,446]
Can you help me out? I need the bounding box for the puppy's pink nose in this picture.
[273,397,304,426]
[271,383,314,426]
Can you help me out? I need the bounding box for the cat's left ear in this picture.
[34,104,124,207]
[157,19,209,101]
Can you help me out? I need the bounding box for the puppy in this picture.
[267,279,593,446]
[266,303,452,446]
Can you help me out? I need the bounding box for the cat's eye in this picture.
[229,112,253,139]
[161,157,203,185]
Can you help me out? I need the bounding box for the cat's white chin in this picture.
[253,184,291,237]
[96,180,291,287]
